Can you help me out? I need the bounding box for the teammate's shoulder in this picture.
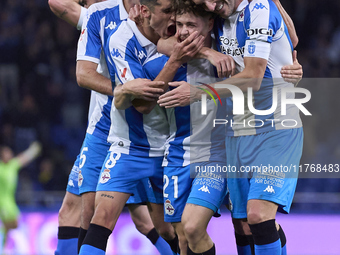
[110,20,133,38]
[107,20,134,46]
[87,0,120,16]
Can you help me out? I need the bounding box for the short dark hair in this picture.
[174,0,215,18]
[140,0,159,12]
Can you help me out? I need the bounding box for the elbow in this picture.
[114,100,129,111]
[132,99,155,114]
[48,0,57,12]
[138,107,153,115]
[76,75,86,89]
[134,105,153,115]
[248,74,263,92]
[252,82,261,92]
[76,69,87,89]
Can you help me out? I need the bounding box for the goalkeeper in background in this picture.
[0,141,41,249]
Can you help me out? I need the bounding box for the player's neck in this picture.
[138,21,160,45]
[123,0,139,13]
[204,35,212,48]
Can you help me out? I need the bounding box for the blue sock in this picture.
[79,244,105,255]
[164,235,179,255]
[254,239,281,255]
[282,244,287,255]
[78,223,112,255]
[55,226,79,255]
[278,225,287,255]
[249,219,281,255]
[146,228,173,255]
[235,233,252,255]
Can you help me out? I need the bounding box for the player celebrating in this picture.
[80,1,207,254]
[154,1,233,254]
[158,0,304,255]
[49,0,175,254]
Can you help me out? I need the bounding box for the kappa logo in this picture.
[263,185,275,193]
[78,170,83,187]
[105,21,117,30]
[111,48,122,58]
[252,3,268,11]
[68,180,75,187]
[138,50,147,60]
[198,185,210,193]
[100,169,111,184]
[164,199,175,215]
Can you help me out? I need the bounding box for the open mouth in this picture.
[167,24,176,37]
[215,2,224,12]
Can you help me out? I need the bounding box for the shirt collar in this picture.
[118,0,129,20]
[236,0,249,13]
[127,18,154,47]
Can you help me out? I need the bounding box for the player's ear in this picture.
[141,5,151,18]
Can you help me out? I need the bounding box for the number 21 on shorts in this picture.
[163,175,178,199]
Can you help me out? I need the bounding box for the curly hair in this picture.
[173,0,215,18]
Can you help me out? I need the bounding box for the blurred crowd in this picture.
[0,0,339,212]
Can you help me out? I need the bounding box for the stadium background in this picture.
[0,0,339,254]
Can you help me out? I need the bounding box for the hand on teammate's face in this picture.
[170,31,205,64]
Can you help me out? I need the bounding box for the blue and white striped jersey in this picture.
[77,0,128,140]
[214,0,302,136]
[105,19,169,157]
[143,46,226,167]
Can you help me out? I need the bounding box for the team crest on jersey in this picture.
[239,10,245,22]
[78,170,83,187]
[164,199,175,215]
[100,169,111,184]
[248,41,256,55]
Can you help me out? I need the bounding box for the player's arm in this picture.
[75,6,114,96]
[114,79,165,110]
[16,142,42,168]
[76,61,113,96]
[158,56,266,108]
[272,0,298,48]
[106,28,168,113]
[122,31,203,114]
[48,0,84,28]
